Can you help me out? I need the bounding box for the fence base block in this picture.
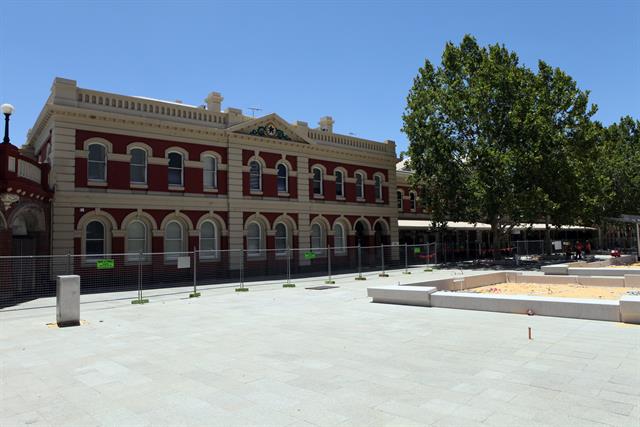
[131,299,149,305]
[355,276,367,280]
[235,287,249,292]
[403,271,412,275]
[189,292,201,298]
[283,283,296,288]
[325,280,335,284]
[379,273,389,277]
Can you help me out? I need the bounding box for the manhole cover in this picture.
[305,285,339,290]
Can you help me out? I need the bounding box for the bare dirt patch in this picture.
[463,283,640,300]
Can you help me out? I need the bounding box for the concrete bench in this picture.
[620,295,640,324]
[367,285,437,307]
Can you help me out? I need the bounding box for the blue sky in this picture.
[1,1,638,153]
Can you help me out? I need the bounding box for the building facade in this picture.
[2,78,401,273]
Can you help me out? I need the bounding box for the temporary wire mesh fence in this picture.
[0,243,442,310]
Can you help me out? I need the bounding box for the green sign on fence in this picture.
[414,247,421,254]
[96,259,115,269]
[304,251,316,260]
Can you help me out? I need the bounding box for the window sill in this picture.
[336,195,345,201]
[168,185,185,191]
[130,183,148,189]
[250,190,263,196]
[313,194,325,199]
[204,187,218,193]
[87,180,107,187]
[277,192,290,197]
[375,199,384,204]
[356,197,366,202]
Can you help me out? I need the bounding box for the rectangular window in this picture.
[204,157,217,189]
[313,168,323,195]
[168,153,183,186]
[335,171,344,197]
[356,174,364,199]
[130,149,147,184]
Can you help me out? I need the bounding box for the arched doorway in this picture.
[8,204,47,295]
[374,221,388,246]
[354,220,369,247]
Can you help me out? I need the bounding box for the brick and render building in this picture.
[1,78,400,273]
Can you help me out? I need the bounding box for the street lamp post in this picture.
[2,104,15,144]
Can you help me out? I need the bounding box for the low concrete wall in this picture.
[568,267,640,277]
[430,292,621,322]
[576,276,625,287]
[368,285,437,307]
[625,275,640,287]
[619,295,640,324]
[544,255,637,275]
[516,274,578,285]
[542,264,570,275]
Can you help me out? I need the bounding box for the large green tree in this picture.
[403,35,534,255]
[403,35,601,256]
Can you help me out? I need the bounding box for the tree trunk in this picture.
[545,216,552,256]
[491,219,501,260]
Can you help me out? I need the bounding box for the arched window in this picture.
[85,220,105,257]
[199,221,218,259]
[164,221,184,260]
[335,170,344,197]
[275,223,288,255]
[374,175,383,200]
[355,173,364,199]
[247,222,263,256]
[334,223,346,255]
[126,220,147,261]
[249,161,261,191]
[203,156,218,189]
[88,144,106,181]
[312,167,323,196]
[168,152,183,186]
[130,148,147,184]
[277,164,288,193]
[310,223,326,256]
[397,191,403,209]
[410,192,417,210]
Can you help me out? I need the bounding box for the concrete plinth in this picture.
[57,275,80,327]
[619,294,640,324]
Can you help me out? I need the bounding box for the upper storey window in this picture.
[313,167,323,196]
[355,173,364,199]
[203,156,218,189]
[335,171,344,197]
[168,152,183,187]
[249,161,262,191]
[410,192,417,210]
[88,144,106,181]
[374,175,383,200]
[277,164,288,193]
[130,148,147,184]
[397,191,403,209]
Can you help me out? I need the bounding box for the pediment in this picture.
[227,113,312,144]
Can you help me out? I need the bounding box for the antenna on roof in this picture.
[248,107,262,118]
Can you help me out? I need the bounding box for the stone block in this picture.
[577,276,625,287]
[516,274,578,284]
[56,275,80,327]
[624,275,640,287]
[541,264,569,275]
[619,295,640,324]
[367,285,437,307]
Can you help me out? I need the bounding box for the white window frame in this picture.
[335,170,344,198]
[410,192,417,211]
[199,220,219,260]
[397,191,403,209]
[374,175,383,200]
[274,223,288,256]
[249,161,262,192]
[85,220,105,258]
[130,148,147,184]
[88,143,107,182]
[355,173,364,199]
[310,223,326,256]
[167,152,184,187]
[126,220,148,261]
[246,222,263,257]
[276,163,288,193]
[203,156,218,189]
[334,223,346,255]
[164,220,185,261]
[312,167,323,196]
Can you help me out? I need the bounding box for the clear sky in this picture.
[1,0,638,153]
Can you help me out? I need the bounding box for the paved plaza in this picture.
[1,268,639,426]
